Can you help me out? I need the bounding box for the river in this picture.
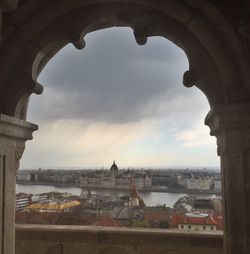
[16,184,188,208]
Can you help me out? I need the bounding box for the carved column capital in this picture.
[205,103,250,135]
[205,103,250,154]
[0,114,37,140]
[0,114,37,170]
[14,142,25,171]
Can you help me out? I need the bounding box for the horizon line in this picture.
[20,165,220,170]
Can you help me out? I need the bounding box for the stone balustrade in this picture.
[15,224,223,254]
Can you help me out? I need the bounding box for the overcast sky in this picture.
[20,27,219,169]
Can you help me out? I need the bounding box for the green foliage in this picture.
[132,220,150,228]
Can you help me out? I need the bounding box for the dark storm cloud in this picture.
[29,27,192,124]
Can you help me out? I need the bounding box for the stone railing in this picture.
[15,224,223,254]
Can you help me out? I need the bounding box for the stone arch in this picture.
[1,2,250,254]
[0,0,249,120]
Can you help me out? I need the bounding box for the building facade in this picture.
[79,161,152,189]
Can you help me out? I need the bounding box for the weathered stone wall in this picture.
[16,224,223,254]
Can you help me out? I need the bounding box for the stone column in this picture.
[205,103,250,254]
[0,114,37,254]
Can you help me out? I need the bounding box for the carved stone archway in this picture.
[0,0,249,118]
[0,1,250,254]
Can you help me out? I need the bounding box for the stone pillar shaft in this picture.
[0,114,37,254]
[205,103,250,254]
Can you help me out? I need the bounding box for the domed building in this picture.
[110,160,119,176]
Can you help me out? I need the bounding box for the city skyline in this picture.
[20,27,219,169]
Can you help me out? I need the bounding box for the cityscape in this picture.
[17,162,221,193]
[16,161,222,232]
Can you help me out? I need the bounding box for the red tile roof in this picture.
[144,211,169,222]
[94,215,121,227]
[171,212,223,230]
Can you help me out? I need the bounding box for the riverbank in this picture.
[16,181,221,195]
[16,184,189,207]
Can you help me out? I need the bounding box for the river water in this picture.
[16,184,187,208]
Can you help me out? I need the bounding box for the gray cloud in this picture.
[22,28,217,169]
[28,27,199,125]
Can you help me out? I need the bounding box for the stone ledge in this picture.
[16,224,223,250]
[0,114,37,140]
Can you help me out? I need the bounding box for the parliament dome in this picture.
[110,160,118,173]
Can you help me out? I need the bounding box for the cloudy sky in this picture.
[20,27,219,169]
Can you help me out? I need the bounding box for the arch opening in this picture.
[17,27,221,232]
[25,27,219,170]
